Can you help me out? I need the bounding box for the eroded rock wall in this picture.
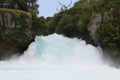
[0,11,33,59]
[88,10,113,44]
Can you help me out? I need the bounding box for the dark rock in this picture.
[0,42,27,60]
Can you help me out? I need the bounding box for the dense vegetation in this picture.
[0,0,39,13]
[97,0,120,60]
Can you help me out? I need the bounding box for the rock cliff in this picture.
[88,10,113,45]
[0,8,33,59]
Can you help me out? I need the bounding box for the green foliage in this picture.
[46,13,64,34]
[46,19,57,34]
[96,0,120,58]
[0,0,39,14]
[45,0,93,38]
[31,16,47,35]
[98,22,120,56]
[11,11,21,19]
[5,32,31,46]
[55,14,79,37]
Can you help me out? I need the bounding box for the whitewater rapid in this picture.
[0,34,120,80]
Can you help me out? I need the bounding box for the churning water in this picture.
[0,34,120,80]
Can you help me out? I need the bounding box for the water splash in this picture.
[0,33,120,80]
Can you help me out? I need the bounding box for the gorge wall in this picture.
[0,8,33,59]
[88,10,113,44]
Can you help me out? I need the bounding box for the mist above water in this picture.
[0,34,120,80]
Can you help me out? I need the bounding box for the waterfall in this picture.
[0,33,120,80]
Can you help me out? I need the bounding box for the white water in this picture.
[0,34,120,80]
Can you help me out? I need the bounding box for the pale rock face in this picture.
[0,12,30,24]
[0,14,3,25]
[4,13,15,28]
[103,11,113,23]
[88,13,102,41]
[0,13,15,29]
[0,12,31,36]
[88,11,113,43]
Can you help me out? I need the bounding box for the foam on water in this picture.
[0,33,120,80]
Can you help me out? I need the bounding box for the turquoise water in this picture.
[0,34,120,80]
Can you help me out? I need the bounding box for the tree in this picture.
[55,14,79,37]
[57,0,72,12]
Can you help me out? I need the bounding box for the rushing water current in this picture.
[0,34,120,80]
